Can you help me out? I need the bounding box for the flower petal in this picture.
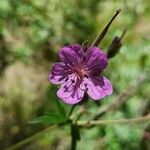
[85,76,113,100]
[85,46,108,75]
[49,62,71,84]
[57,75,85,104]
[59,44,84,66]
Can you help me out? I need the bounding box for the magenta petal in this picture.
[49,62,70,84]
[85,76,112,100]
[59,44,84,66]
[101,77,113,95]
[85,46,108,75]
[68,44,84,58]
[57,75,85,104]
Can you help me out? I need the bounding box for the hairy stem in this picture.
[76,115,150,127]
[6,125,56,150]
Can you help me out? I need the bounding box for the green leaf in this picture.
[55,99,66,118]
[46,85,67,118]
[30,113,67,125]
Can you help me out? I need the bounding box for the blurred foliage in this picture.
[0,0,150,149]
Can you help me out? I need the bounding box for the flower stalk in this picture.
[91,9,122,47]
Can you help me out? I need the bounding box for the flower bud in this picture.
[107,29,126,59]
[107,36,122,58]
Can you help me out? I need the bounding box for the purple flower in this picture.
[49,44,113,105]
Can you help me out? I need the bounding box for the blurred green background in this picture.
[0,0,150,149]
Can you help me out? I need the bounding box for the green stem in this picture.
[6,125,56,150]
[71,133,77,150]
[68,105,76,118]
[68,105,77,150]
[70,125,80,150]
[76,115,150,127]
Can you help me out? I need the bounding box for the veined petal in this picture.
[57,75,85,104]
[85,76,112,100]
[85,46,108,75]
[100,76,113,95]
[59,44,84,66]
[49,62,71,84]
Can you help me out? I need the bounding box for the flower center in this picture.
[73,67,88,78]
